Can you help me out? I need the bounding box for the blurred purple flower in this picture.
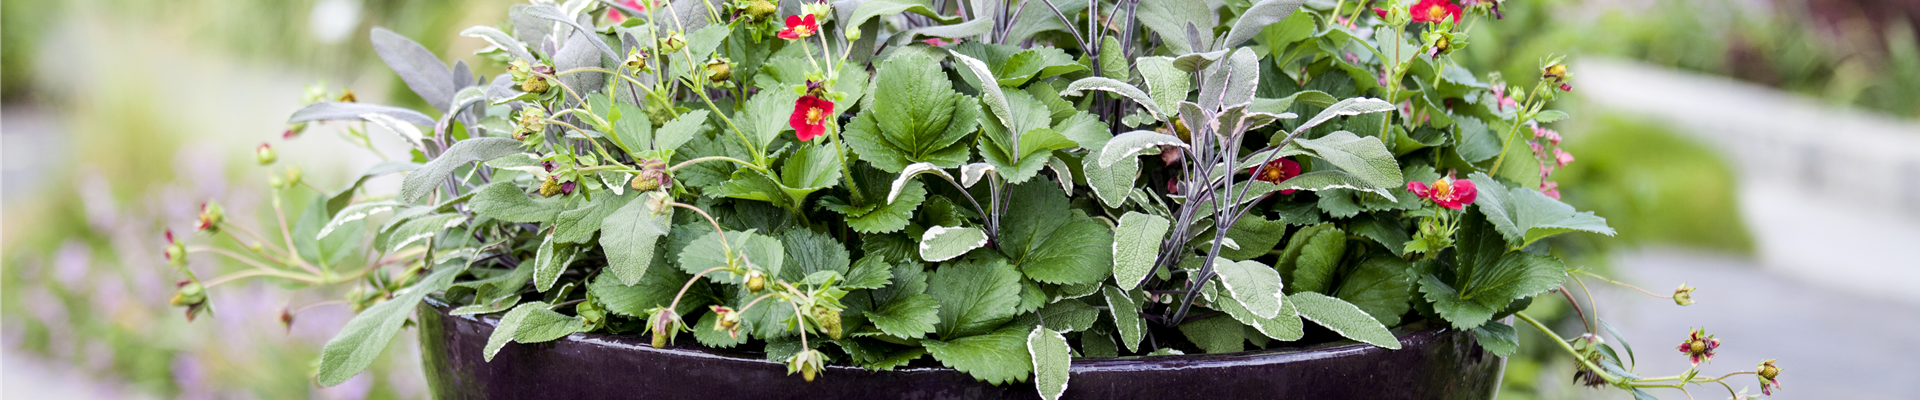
[53,241,92,289]
[78,168,120,231]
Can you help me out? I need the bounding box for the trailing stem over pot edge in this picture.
[164,0,1783,398]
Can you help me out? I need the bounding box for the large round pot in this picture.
[417,298,1505,399]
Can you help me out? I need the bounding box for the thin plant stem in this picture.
[669,156,763,173]
[1575,270,1675,299]
[203,269,319,288]
[1516,312,1621,385]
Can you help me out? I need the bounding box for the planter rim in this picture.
[423,296,1455,372]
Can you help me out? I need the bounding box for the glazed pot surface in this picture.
[417,299,1504,399]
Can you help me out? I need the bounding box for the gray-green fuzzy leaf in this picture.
[1028,327,1072,400]
[1213,258,1286,319]
[316,263,465,386]
[469,181,567,224]
[919,226,989,262]
[483,301,589,361]
[1102,286,1146,353]
[1292,131,1405,191]
[1290,292,1401,349]
[371,27,454,112]
[1061,77,1165,120]
[401,138,525,204]
[1098,131,1185,167]
[1111,212,1170,290]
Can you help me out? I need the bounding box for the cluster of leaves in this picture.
[251,0,1635,397]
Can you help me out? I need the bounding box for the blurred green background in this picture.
[1,0,1911,398]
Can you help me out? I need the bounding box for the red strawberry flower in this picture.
[1409,0,1463,24]
[778,14,819,40]
[606,0,653,23]
[789,95,835,141]
[1248,158,1302,194]
[1406,174,1477,210]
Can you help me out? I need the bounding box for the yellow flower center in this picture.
[1426,5,1448,21]
[1432,179,1453,198]
[805,107,824,125]
[794,25,815,36]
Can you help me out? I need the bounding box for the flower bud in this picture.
[744,270,767,292]
[164,230,188,267]
[577,298,607,330]
[196,201,225,233]
[284,122,308,139]
[624,48,652,72]
[709,305,742,339]
[508,59,533,81]
[256,143,277,165]
[645,191,673,214]
[1673,283,1695,306]
[279,308,296,332]
[1756,359,1783,395]
[843,27,862,42]
[1568,333,1608,387]
[786,349,827,382]
[647,307,684,348]
[659,32,686,53]
[1544,64,1568,79]
[515,108,549,141]
[631,159,670,191]
[336,89,357,103]
[171,280,210,321]
[802,2,833,21]
[284,166,303,188]
[704,57,733,82]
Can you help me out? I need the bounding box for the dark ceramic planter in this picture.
[418,298,1505,399]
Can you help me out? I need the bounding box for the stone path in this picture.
[1593,248,1920,399]
[1577,57,1920,307]
[1568,59,1920,399]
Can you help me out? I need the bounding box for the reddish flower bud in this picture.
[164,230,188,267]
[256,143,277,165]
[1673,283,1695,306]
[709,305,742,339]
[196,202,225,233]
[1756,359,1783,395]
